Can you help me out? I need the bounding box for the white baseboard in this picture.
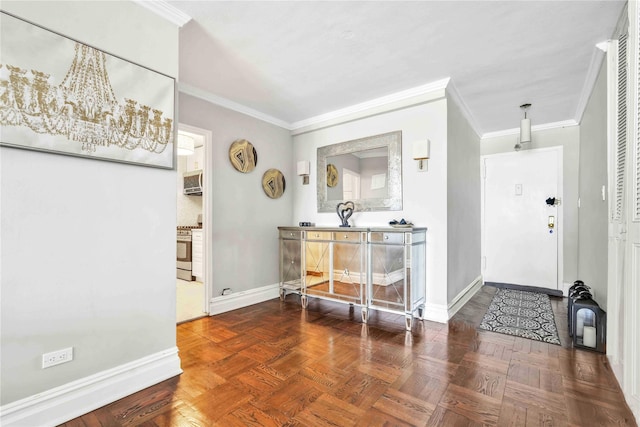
[608,357,640,424]
[448,275,484,318]
[303,269,403,288]
[373,269,404,287]
[629,394,640,424]
[562,281,572,297]
[0,347,182,427]
[421,276,483,324]
[209,283,280,315]
[608,355,624,382]
[422,302,449,323]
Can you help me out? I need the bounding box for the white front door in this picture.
[482,147,562,290]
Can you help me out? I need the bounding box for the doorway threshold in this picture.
[485,281,563,298]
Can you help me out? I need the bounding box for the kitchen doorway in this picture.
[481,147,563,291]
[176,124,212,323]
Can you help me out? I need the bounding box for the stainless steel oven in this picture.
[177,228,193,281]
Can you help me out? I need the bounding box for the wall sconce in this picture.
[412,139,430,172]
[515,103,531,151]
[297,160,310,185]
[177,134,195,156]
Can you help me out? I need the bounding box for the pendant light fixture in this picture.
[514,103,531,151]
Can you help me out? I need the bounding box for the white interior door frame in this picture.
[480,146,564,292]
[178,123,213,315]
[624,0,640,417]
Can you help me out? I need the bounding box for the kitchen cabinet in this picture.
[186,146,204,172]
[191,229,203,279]
[277,226,426,330]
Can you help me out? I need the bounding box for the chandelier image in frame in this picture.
[0,12,175,169]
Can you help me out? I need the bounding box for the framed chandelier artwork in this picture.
[0,12,176,169]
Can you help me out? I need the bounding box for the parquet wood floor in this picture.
[59,286,636,426]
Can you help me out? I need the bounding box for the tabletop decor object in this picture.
[389,218,413,228]
[336,201,355,227]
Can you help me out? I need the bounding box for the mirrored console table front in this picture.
[278,226,426,330]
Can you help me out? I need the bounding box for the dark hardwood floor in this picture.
[60,286,636,426]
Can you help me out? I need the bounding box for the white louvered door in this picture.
[624,0,640,419]
[606,32,628,380]
[608,4,640,420]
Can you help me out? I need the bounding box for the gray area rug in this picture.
[479,288,561,345]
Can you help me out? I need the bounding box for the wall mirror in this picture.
[317,131,402,212]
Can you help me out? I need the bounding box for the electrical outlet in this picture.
[42,347,73,369]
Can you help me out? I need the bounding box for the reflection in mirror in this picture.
[317,131,402,212]
[326,147,388,201]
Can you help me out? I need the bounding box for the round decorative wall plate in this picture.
[326,164,338,187]
[262,168,285,199]
[229,139,257,173]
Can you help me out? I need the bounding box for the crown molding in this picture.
[132,0,192,27]
[178,83,293,130]
[178,79,452,134]
[481,119,578,140]
[445,81,483,139]
[596,41,610,52]
[180,78,579,141]
[290,78,450,134]
[574,44,607,124]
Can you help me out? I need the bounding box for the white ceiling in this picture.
[165,1,625,136]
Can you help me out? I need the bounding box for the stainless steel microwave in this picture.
[183,170,203,196]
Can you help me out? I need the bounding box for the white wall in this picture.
[0,0,179,409]
[446,96,481,301]
[178,94,293,296]
[481,125,580,286]
[292,98,450,316]
[577,60,609,306]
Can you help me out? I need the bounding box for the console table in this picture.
[278,226,426,330]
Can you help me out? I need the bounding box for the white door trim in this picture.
[178,123,213,315]
[624,1,640,418]
[480,146,564,291]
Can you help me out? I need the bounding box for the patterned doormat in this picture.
[479,288,561,345]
